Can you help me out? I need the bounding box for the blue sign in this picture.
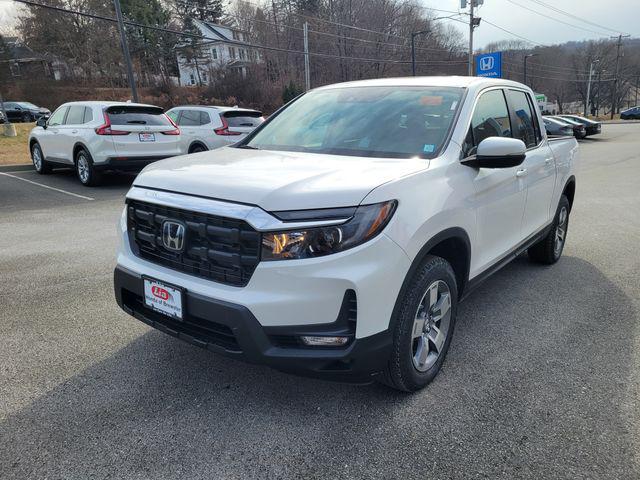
[476,52,502,78]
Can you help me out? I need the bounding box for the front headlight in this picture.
[262,200,397,261]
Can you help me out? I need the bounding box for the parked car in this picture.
[28,101,181,186]
[620,106,640,120]
[549,116,586,139]
[2,101,50,122]
[542,116,574,137]
[165,105,264,154]
[558,114,601,136]
[0,110,6,124]
[114,77,578,392]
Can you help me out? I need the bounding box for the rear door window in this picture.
[223,111,263,128]
[83,107,93,123]
[507,90,539,147]
[65,106,85,125]
[199,111,211,124]
[106,106,171,126]
[177,109,201,126]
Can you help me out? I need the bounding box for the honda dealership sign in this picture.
[475,52,502,78]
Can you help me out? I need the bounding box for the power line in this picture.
[526,0,629,36]
[221,12,460,55]
[505,0,611,37]
[480,18,548,47]
[182,0,465,55]
[11,0,467,67]
[502,59,598,76]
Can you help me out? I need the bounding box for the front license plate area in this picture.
[139,132,156,142]
[143,277,183,320]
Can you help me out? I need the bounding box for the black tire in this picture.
[528,195,570,264]
[31,142,52,174]
[22,112,31,123]
[380,255,459,392]
[75,148,102,186]
[189,144,207,154]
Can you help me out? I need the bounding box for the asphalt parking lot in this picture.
[1,124,639,479]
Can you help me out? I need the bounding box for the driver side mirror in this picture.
[36,116,48,129]
[462,137,526,168]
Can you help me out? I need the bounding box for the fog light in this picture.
[300,336,350,347]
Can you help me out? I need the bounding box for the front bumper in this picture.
[114,265,392,383]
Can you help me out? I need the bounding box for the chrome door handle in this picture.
[516,168,528,178]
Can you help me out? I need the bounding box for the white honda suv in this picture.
[28,101,181,186]
[114,77,578,391]
[165,105,263,154]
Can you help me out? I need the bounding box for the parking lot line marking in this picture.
[0,172,95,201]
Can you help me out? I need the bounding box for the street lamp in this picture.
[411,30,429,76]
[523,53,538,86]
[584,59,599,117]
[411,15,459,76]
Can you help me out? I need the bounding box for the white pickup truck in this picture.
[114,76,578,391]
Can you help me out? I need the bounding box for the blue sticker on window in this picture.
[423,144,435,153]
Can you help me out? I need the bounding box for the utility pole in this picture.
[303,22,310,91]
[596,70,603,116]
[468,2,475,76]
[635,75,639,107]
[610,34,630,119]
[524,53,538,86]
[113,0,138,102]
[584,60,598,117]
[463,0,482,76]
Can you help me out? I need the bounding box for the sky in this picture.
[424,0,639,48]
[0,0,638,47]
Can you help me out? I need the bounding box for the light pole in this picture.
[523,53,538,86]
[411,30,429,76]
[411,15,459,76]
[584,59,599,117]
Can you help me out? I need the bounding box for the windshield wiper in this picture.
[236,144,259,150]
[126,120,147,124]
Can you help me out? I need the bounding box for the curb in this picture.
[0,164,33,172]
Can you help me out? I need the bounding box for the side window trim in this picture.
[462,87,512,159]
[505,88,543,150]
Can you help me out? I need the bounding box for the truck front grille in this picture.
[127,200,261,287]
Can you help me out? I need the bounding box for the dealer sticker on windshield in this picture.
[143,278,183,320]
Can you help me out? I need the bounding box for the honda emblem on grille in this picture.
[162,220,186,252]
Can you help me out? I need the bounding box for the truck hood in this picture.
[134,147,429,211]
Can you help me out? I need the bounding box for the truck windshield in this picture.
[244,86,464,158]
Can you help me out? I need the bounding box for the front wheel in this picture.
[380,255,458,392]
[31,143,51,174]
[528,195,570,264]
[75,149,102,186]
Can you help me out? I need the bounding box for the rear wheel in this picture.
[189,144,207,154]
[22,112,31,123]
[528,195,570,264]
[75,149,102,186]
[380,255,458,392]
[31,143,51,174]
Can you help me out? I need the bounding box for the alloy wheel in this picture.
[554,206,568,256]
[411,280,452,372]
[77,154,90,183]
[32,146,42,171]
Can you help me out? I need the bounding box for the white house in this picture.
[176,20,259,86]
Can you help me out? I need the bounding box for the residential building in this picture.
[176,20,258,86]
